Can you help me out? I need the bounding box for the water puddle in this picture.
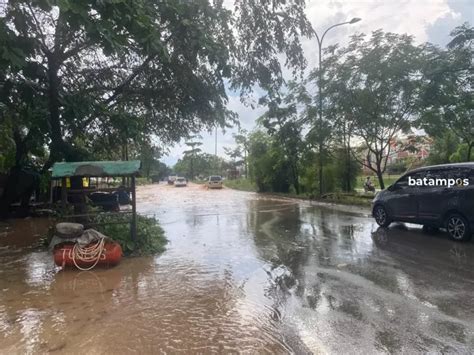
[1,183,473,353]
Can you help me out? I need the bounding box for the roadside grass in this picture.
[263,191,374,207]
[316,192,373,207]
[224,178,257,192]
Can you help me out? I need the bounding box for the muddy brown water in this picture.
[0,183,473,354]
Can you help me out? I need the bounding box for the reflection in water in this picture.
[1,184,473,353]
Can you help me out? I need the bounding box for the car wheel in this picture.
[446,214,471,241]
[374,205,391,227]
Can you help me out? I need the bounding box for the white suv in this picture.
[208,176,223,189]
[174,177,187,187]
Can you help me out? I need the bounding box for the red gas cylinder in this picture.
[54,241,122,269]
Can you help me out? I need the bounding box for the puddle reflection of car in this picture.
[372,163,474,241]
[208,175,223,189]
[174,177,187,187]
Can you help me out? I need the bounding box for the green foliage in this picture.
[136,142,168,178]
[182,138,204,179]
[322,30,423,189]
[149,162,172,181]
[319,192,373,207]
[223,179,257,192]
[247,130,292,193]
[321,164,337,194]
[0,116,15,173]
[96,214,167,256]
[450,144,474,163]
[231,0,314,97]
[174,152,227,179]
[427,131,461,164]
[224,146,243,168]
[333,148,361,192]
[418,23,473,161]
[233,129,250,178]
[258,99,303,193]
[386,160,409,175]
[1,0,312,182]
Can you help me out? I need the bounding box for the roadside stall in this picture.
[50,160,141,269]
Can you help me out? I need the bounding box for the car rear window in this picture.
[210,176,222,181]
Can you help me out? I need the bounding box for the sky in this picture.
[161,0,473,167]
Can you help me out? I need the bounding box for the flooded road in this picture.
[1,183,473,354]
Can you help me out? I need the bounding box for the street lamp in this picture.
[314,18,361,196]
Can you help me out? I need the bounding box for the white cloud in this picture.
[302,0,458,67]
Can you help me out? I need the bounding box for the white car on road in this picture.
[174,177,187,187]
[208,175,223,189]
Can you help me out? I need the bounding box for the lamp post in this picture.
[314,17,361,195]
[215,125,218,156]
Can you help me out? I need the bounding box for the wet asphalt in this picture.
[0,182,473,354]
[136,183,474,353]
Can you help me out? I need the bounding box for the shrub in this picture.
[95,214,167,256]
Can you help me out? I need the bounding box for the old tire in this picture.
[446,214,471,241]
[374,205,391,228]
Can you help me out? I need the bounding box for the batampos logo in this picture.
[408,176,470,187]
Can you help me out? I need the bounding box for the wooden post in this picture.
[61,177,67,209]
[131,175,137,240]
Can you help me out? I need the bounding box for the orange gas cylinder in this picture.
[54,241,122,269]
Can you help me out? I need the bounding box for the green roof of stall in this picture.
[51,160,141,178]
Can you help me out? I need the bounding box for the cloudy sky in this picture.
[161,0,473,166]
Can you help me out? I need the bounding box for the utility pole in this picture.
[313,17,361,195]
[215,125,218,156]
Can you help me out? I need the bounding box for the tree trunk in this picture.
[244,149,248,179]
[376,162,385,190]
[467,142,473,162]
[346,145,351,192]
[318,143,323,195]
[47,56,67,161]
[291,164,300,195]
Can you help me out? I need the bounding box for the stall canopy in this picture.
[52,160,141,178]
[51,160,141,240]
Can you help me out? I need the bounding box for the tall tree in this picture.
[233,129,249,178]
[183,138,203,179]
[319,53,358,192]
[0,0,313,202]
[323,30,423,189]
[418,23,473,161]
[174,152,225,178]
[259,99,303,194]
[223,146,243,178]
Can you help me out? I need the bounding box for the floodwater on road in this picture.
[0,183,473,354]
